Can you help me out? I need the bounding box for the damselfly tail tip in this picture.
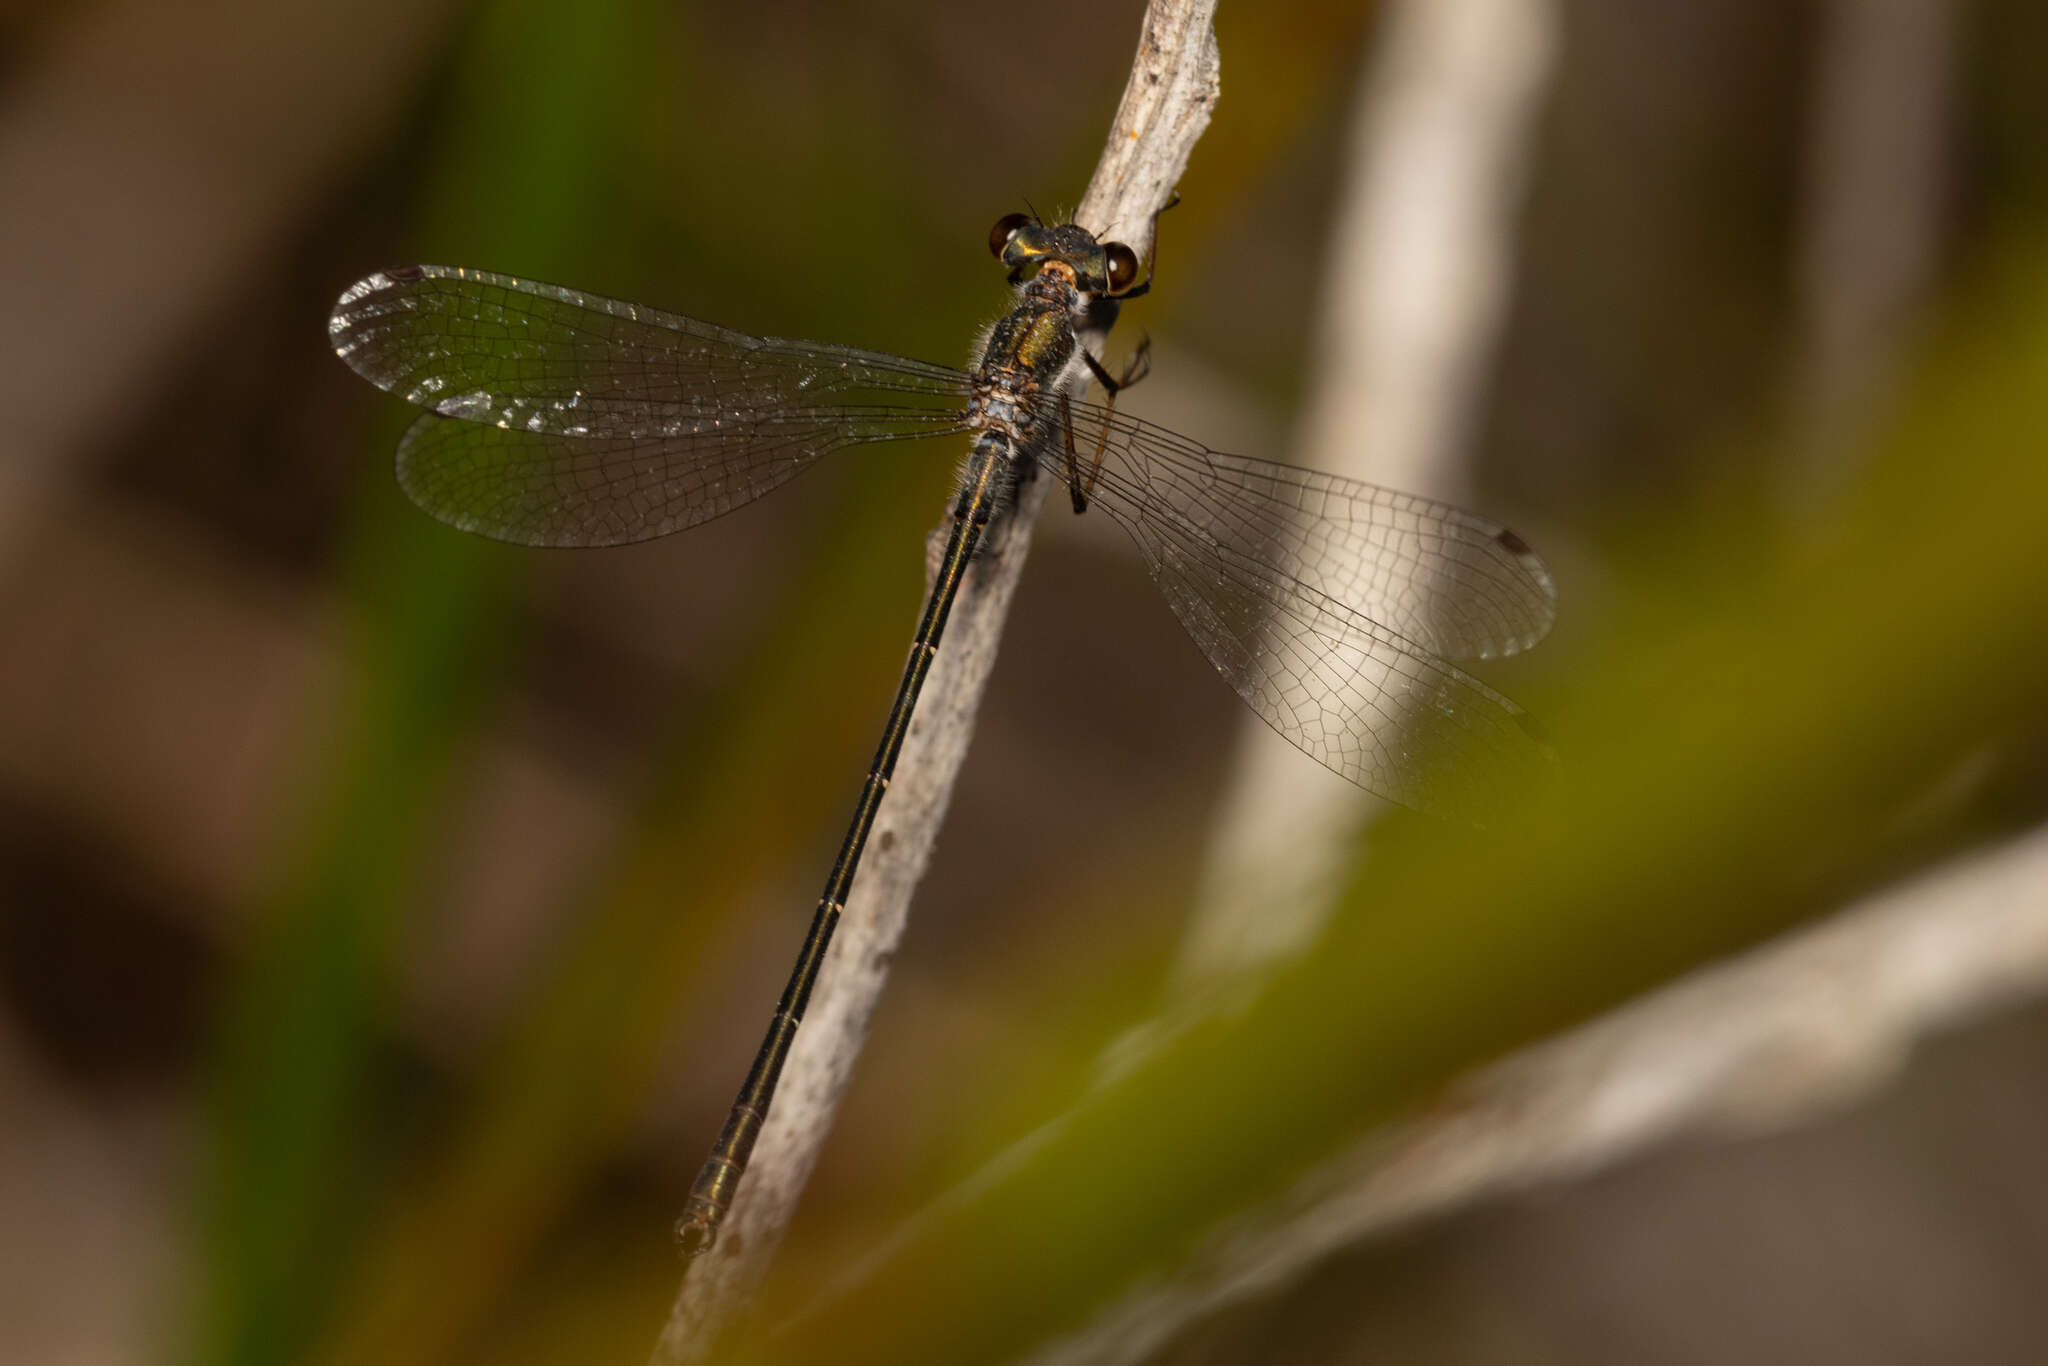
[675,1214,718,1257]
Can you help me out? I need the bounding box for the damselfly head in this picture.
[988,213,1145,298]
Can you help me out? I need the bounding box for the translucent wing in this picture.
[1067,402,1555,661]
[1063,402,1557,818]
[330,266,972,546]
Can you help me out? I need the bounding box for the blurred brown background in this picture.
[4,1,2048,1364]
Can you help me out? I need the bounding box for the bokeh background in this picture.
[5,1,2048,1363]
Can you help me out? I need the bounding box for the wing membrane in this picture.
[1067,401,1555,661]
[331,267,972,545]
[395,406,971,547]
[1130,508,1549,820]
[1060,402,1557,818]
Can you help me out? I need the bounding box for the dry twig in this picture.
[650,3,1218,1358]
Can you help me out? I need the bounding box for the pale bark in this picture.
[650,3,1219,1358]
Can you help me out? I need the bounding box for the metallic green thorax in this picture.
[963,264,1087,472]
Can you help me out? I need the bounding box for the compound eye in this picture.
[988,212,1033,258]
[1103,242,1141,294]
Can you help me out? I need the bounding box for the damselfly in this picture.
[328,210,1556,1254]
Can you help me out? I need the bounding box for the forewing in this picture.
[1067,401,1556,661]
[331,266,972,545]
